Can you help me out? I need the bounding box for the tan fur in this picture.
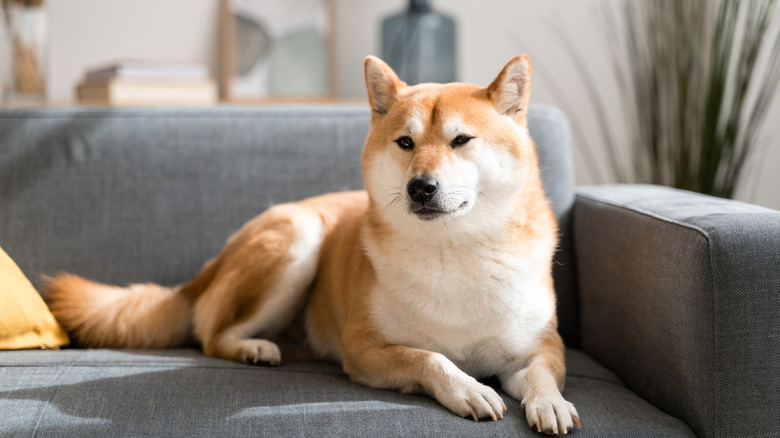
[46,274,191,348]
[46,55,580,434]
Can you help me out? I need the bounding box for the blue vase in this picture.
[381,0,457,85]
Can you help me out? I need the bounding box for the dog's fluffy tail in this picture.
[46,274,193,348]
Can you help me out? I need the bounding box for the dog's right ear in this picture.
[365,56,405,119]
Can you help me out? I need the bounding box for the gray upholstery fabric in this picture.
[575,184,780,438]
[0,348,694,437]
[0,104,579,346]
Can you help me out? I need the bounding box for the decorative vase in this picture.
[381,0,456,85]
[2,0,48,102]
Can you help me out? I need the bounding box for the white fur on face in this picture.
[429,155,479,219]
[365,148,409,219]
[442,114,466,140]
[405,110,424,137]
[466,138,524,219]
[438,113,524,227]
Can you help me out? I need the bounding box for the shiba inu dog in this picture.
[47,55,580,434]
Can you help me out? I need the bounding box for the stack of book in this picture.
[76,60,218,106]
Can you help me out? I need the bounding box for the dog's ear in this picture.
[365,56,405,118]
[487,54,532,119]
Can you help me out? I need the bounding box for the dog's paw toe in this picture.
[521,396,579,435]
[443,380,506,422]
[240,339,281,366]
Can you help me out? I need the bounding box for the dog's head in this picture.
[362,55,542,234]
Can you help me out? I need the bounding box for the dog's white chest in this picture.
[370,238,554,376]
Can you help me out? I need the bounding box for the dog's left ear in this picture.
[365,56,405,119]
[487,54,532,119]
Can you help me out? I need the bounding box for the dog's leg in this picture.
[342,329,506,421]
[192,204,324,366]
[500,329,580,435]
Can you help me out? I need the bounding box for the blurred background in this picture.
[1,0,778,210]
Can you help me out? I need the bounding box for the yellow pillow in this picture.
[0,246,69,349]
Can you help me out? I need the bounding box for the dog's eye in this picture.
[395,136,414,150]
[451,135,473,148]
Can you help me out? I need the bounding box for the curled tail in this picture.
[46,274,194,348]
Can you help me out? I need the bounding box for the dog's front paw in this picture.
[521,394,580,435]
[438,378,507,421]
[239,339,281,366]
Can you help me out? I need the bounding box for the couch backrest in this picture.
[0,105,577,345]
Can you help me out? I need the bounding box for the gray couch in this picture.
[1,105,778,437]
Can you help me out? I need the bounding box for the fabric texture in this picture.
[0,246,69,350]
[575,184,780,438]
[0,105,579,346]
[0,348,694,437]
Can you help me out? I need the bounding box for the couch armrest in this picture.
[574,184,780,438]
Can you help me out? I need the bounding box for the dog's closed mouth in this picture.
[412,206,448,220]
[411,201,469,221]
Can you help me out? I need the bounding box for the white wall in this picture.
[7,0,779,209]
[46,0,221,100]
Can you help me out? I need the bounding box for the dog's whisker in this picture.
[382,192,402,202]
[383,194,405,213]
[478,191,499,208]
[441,221,453,241]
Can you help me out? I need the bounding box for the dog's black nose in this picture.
[407,175,439,203]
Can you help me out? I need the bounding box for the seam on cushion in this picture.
[576,190,720,436]
[576,191,714,240]
[30,350,88,438]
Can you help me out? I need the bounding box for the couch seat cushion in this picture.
[0,348,694,437]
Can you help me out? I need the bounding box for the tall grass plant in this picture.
[567,0,780,198]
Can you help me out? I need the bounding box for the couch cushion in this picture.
[0,348,694,437]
